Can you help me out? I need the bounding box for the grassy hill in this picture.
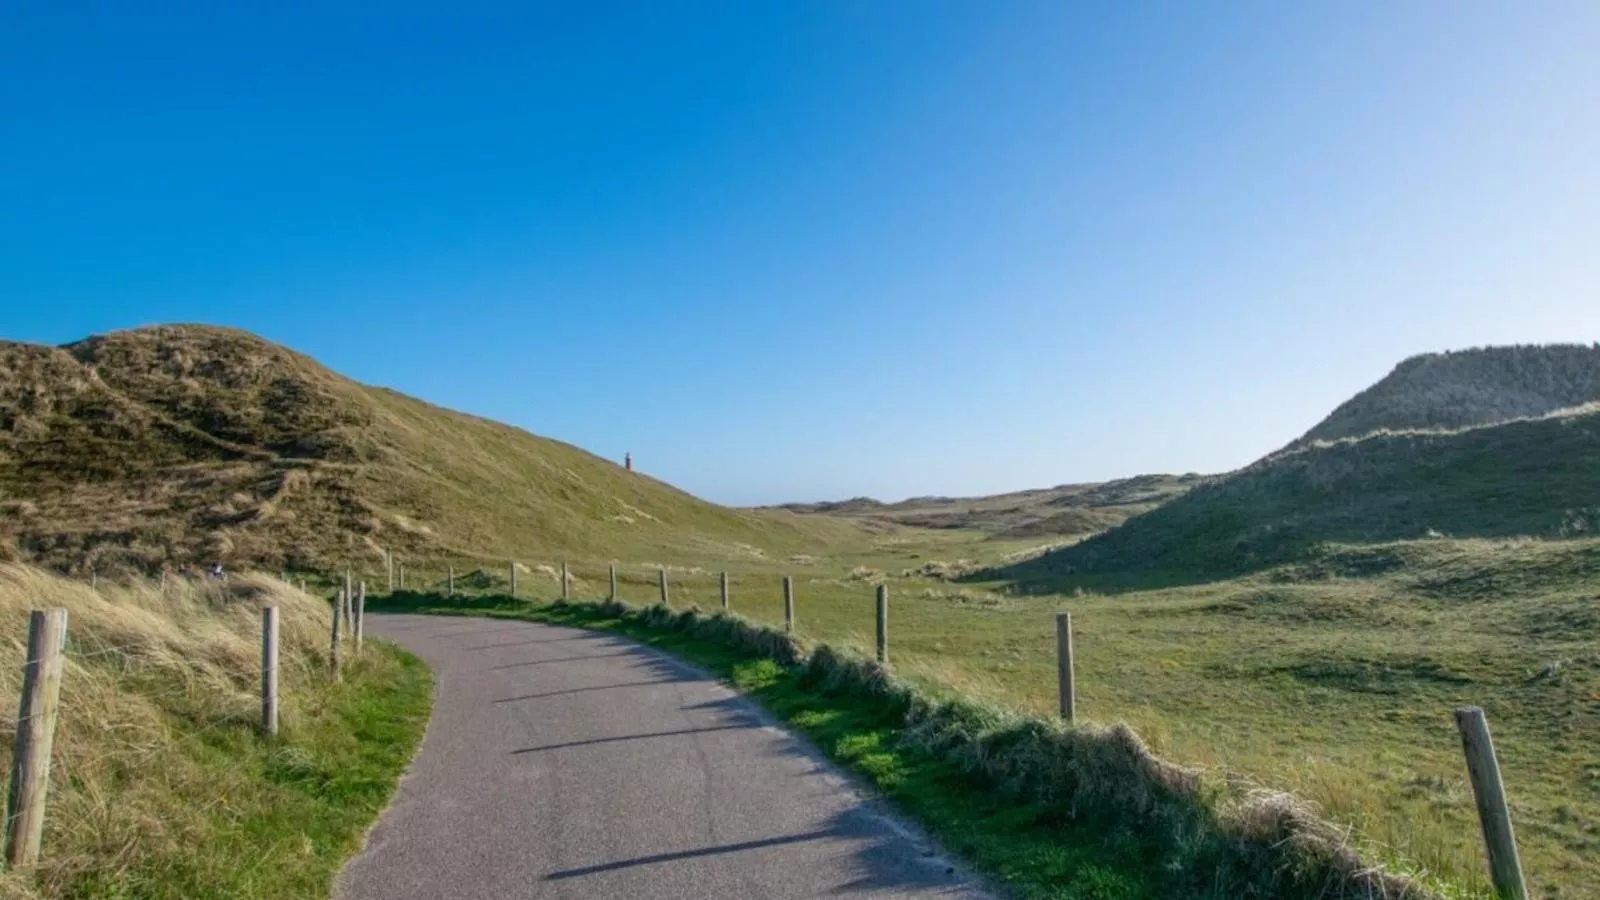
[1290,343,1600,449]
[994,350,1600,583]
[774,473,1205,538]
[0,325,860,575]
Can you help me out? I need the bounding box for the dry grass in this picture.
[0,565,351,898]
[0,324,866,577]
[1292,343,1600,448]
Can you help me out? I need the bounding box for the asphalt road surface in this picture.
[336,613,993,900]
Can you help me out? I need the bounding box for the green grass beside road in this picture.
[73,647,434,900]
[373,590,1455,900]
[360,526,1599,898]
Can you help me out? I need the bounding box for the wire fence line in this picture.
[2,559,1536,896]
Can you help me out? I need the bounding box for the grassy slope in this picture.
[0,565,431,900]
[384,532,1599,899]
[1000,406,1600,580]
[1292,344,1600,448]
[0,325,861,574]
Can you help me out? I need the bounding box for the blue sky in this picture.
[3,2,1597,505]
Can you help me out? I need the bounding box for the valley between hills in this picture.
[2,326,1597,897]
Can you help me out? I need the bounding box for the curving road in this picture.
[336,614,992,900]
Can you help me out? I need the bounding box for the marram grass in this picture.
[0,564,430,900]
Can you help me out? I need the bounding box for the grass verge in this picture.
[0,565,433,900]
[373,589,1445,900]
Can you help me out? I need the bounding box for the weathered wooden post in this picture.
[875,584,888,665]
[329,590,343,681]
[658,568,669,606]
[261,606,279,736]
[5,609,68,869]
[720,571,730,611]
[355,582,366,652]
[89,572,96,590]
[509,561,517,597]
[1056,613,1075,723]
[609,564,617,601]
[343,570,353,630]
[783,576,795,633]
[562,561,570,600]
[448,565,455,597]
[1455,707,1528,900]
[386,549,394,592]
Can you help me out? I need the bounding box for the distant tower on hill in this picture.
[625,452,633,472]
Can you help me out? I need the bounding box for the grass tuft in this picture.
[0,564,430,900]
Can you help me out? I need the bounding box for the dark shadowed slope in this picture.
[993,404,1600,582]
[1290,344,1600,449]
[987,344,1600,584]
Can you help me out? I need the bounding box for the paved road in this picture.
[336,614,992,900]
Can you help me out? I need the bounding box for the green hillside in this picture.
[1291,344,1600,449]
[996,404,1600,582]
[0,325,860,574]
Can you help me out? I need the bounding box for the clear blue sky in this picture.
[3,3,1597,505]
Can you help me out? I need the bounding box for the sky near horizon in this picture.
[3,3,1598,505]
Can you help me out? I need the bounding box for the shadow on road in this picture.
[465,634,610,651]
[510,722,758,754]
[488,650,639,670]
[542,803,969,895]
[495,680,671,703]
[546,830,840,879]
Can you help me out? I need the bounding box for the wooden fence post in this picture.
[448,565,455,597]
[562,561,570,600]
[261,606,279,736]
[4,609,68,869]
[783,576,794,633]
[720,571,729,611]
[1455,707,1528,900]
[609,564,617,601]
[1056,613,1075,723]
[355,582,366,653]
[509,561,517,598]
[386,550,393,592]
[875,584,888,665]
[329,591,343,681]
[658,568,668,606]
[343,570,353,630]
